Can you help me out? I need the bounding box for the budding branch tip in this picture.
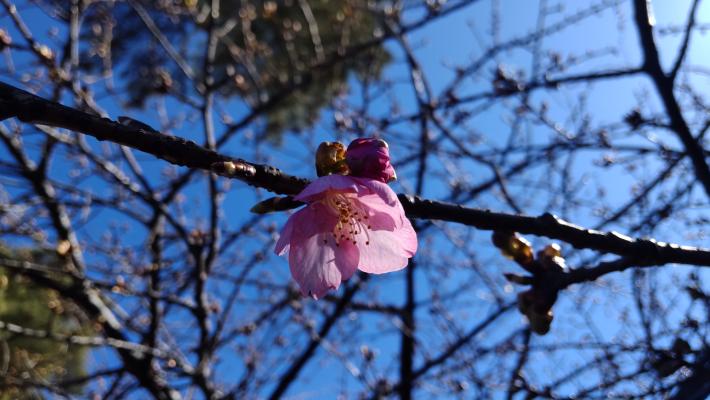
[212,161,256,178]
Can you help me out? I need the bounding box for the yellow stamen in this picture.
[320,191,372,246]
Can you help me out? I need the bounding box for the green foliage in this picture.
[58,0,391,138]
[204,0,390,138]
[0,245,90,399]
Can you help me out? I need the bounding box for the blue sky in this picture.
[2,0,709,398]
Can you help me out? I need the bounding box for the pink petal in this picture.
[275,203,338,256]
[355,194,397,231]
[289,233,359,299]
[274,211,295,256]
[334,241,360,282]
[396,217,418,256]
[356,231,408,274]
[294,202,338,237]
[355,185,411,230]
[353,177,400,206]
[357,218,417,274]
[294,175,362,202]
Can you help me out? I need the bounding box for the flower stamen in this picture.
[321,192,372,246]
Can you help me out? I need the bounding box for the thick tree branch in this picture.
[633,0,710,198]
[3,81,710,271]
[0,81,308,195]
[400,195,710,267]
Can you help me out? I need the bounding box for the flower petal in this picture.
[357,219,417,274]
[396,217,418,256]
[294,175,362,202]
[293,202,338,238]
[334,241,359,282]
[275,203,338,257]
[355,194,397,231]
[352,177,400,206]
[274,211,296,256]
[289,233,359,299]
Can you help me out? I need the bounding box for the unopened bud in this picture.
[528,309,553,335]
[492,231,534,266]
[37,44,54,62]
[56,240,71,256]
[263,1,278,17]
[212,160,256,177]
[541,243,561,258]
[538,243,566,272]
[360,345,375,362]
[315,141,348,177]
[345,138,396,183]
[0,29,11,49]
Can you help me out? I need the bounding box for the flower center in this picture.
[321,192,371,246]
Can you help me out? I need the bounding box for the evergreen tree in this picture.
[0,245,89,399]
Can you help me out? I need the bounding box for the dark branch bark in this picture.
[0,81,308,195]
[669,349,710,400]
[4,80,710,272]
[399,195,710,267]
[633,0,710,198]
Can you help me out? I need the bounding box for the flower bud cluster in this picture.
[493,231,568,335]
[315,137,396,183]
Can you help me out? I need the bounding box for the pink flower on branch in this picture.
[346,138,397,183]
[275,175,417,299]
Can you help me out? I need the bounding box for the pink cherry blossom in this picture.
[345,138,397,183]
[275,174,417,299]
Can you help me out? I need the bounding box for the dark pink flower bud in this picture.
[345,138,397,183]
